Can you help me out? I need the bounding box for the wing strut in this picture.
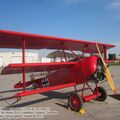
[22,39,26,92]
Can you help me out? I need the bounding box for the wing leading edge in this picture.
[0,30,115,53]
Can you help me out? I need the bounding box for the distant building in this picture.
[117,55,120,60]
[40,57,51,62]
[0,51,38,67]
[108,54,116,60]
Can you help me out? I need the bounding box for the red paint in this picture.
[14,78,42,88]
[81,56,98,79]
[70,94,81,109]
[0,30,115,103]
[1,62,76,74]
[0,30,115,52]
[83,93,101,102]
[104,47,107,61]
[22,39,26,92]
[16,83,76,97]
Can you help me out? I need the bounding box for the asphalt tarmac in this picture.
[0,66,120,120]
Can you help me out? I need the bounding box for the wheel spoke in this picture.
[68,93,83,112]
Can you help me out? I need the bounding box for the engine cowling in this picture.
[80,55,105,82]
[81,56,100,80]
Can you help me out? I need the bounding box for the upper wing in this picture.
[0,30,115,53]
[1,62,77,75]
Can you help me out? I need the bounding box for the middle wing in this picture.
[1,62,77,75]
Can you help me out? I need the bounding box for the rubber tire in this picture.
[94,87,107,101]
[68,93,83,112]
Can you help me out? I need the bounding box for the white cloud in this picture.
[109,0,120,9]
[108,1,120,20]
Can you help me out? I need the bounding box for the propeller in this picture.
[96,43,117,94]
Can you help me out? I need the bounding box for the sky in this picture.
[0,0,120,55]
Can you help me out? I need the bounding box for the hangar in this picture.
[0,50,39,67]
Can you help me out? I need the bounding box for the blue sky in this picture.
[0,0,120,55]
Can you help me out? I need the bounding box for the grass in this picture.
[110,61,120,66]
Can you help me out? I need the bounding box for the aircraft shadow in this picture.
[7,91,67,108]
[0,87,32,101]
[0,95,15,101]
[5,88,89,108]
[8,97,55,108]
[40,88,89,100]
[0,87,32,94]
[109,94,120,101]
[55,102,68,110]
[8,91,70,108]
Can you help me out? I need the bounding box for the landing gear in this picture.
[68,93,83,112]
[68,84,107,112]
[94,86,107,101]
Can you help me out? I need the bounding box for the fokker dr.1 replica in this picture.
[0,30,117,112]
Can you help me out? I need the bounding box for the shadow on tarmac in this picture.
[109,94,120,101]
[2,88,88,108]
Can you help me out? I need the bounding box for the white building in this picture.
[0,51,39,67]
[117,55,120,60]
[40,57,51,62]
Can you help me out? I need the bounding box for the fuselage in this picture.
[14,55,104,89]
[46,55,102,87]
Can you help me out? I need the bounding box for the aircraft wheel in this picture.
[94,87,107,101]
[68,93,83,112]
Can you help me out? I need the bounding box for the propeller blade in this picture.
[96,43,117,94]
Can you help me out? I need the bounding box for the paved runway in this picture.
[0,66,120,120]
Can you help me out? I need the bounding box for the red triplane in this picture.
[0,30,117,112]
